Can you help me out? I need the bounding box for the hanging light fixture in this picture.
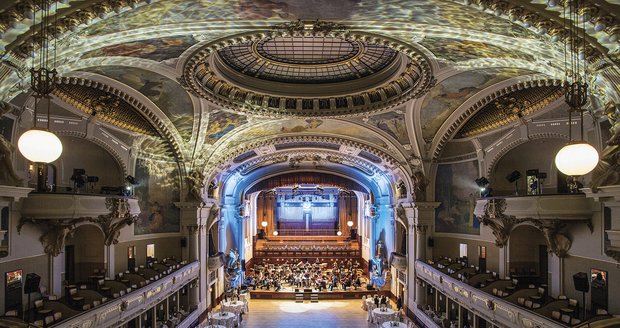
[554,0,598,185]
[18,0,63,164]
[347,220,353,227]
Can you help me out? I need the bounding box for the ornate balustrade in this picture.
[55,261,199,328]
[416,260,562,328]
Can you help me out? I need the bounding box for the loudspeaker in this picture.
[573,272,589,293]
[257,229,265,239]
[180,237,187,248]
[350,228,357,240]
[24,273,41,294]
[366,284,374,290]
[428,238,434,247]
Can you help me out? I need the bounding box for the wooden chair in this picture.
[551,311,561,320]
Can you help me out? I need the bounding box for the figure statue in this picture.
[227,248,239,269]
[369,241,386,288]
[185,169,205,202]
[0,102,22,186]
[412,171,428,201]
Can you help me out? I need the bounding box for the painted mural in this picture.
[367,111,409,145]
[419,37,536,63]
[420,68,533,141]
[205,110,248,145]
[224,118,389,149]
[83,66,194,141]
[435,160,480,235]
[134,158,181,235]
[81,0,532,38]
[81,36,197,61]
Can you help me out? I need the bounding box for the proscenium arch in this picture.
[217,162,395,265]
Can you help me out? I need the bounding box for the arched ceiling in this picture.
[1,0,619,197]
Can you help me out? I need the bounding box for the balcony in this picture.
[20,192,140,220]
[54,261,199,327]
[473,194,592,221]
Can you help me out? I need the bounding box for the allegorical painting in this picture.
[435,160,480,235]
[133,158,180,235]
[419,37,536,63]
[420,68,532,141]
[81,36,197,62]
[83,66,194,141]
[204,110,248,145]
[367,111,409,145]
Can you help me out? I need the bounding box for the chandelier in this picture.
[17,0,63,164]
[554,0,598,182]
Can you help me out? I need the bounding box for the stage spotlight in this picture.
[506,170,522,195]
[475,177,492,198]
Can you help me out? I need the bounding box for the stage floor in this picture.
[250,284,390,300]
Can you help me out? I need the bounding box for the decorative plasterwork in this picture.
[205,135,402,178]
[18,194,140,256]
[89,198,139,246]
[432,78,562,160]
[456,85,564,138]
[55,76,183,160]
[474,197,593,257]
[180,25,436,118]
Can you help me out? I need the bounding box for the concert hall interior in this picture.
[1,1,620,328]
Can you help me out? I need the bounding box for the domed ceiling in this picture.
[0,0,618,190]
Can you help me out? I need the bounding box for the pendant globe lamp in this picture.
[18,1,63,165]
[553,0,598,191]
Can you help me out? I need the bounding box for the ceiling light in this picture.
[347,220,353,227]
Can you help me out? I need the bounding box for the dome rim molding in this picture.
[180,25,436,118]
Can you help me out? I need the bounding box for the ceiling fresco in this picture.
[217,118,391,151]
[367,111,410,145]
[81,66,195,142]
[204,110,249,145]
[81,35,198,62]
[420,67,534,141]
[80,0,533,38]
[418,37,536,63]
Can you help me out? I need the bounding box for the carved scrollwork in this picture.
[529,219,572,258]
[18,217,85,257]
[412,171,428,202]
[478,199,524,247]
[89,198,138,246]
[185,169,206,203]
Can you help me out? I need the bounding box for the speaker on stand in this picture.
[573,272,589,320]
[24,273,41,322]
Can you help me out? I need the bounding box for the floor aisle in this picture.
[203,299,418,328]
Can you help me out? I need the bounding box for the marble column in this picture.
[414,224,428,307]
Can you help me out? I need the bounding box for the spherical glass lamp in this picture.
[346,220,353,227]
[336,230,342,236]
[554,142,599,176]
[273,231,278,236]
[18,128,63,163]
[261,221,268,228]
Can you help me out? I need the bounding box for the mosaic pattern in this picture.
[435,160,480,235]
[82,66,194,142]
[81,36,197,61]
[419,37,536,63]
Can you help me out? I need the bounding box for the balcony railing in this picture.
[56,261,199,328]
[415,260,562,328]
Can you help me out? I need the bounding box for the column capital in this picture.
[414,224,428,234]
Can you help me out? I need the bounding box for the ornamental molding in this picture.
[180,27,435,118]
[205,135,402,178]
[432,78,562,160]
[89,198,139,246]
[54,76,183,161]
[475,197,592,257]
[17,217,88,257]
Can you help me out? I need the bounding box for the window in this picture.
[146,244,155,258]
[478,246,486,259]
[127,246,135,259]
[459,243,468,258]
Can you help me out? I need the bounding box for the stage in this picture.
[249,285,390,300]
